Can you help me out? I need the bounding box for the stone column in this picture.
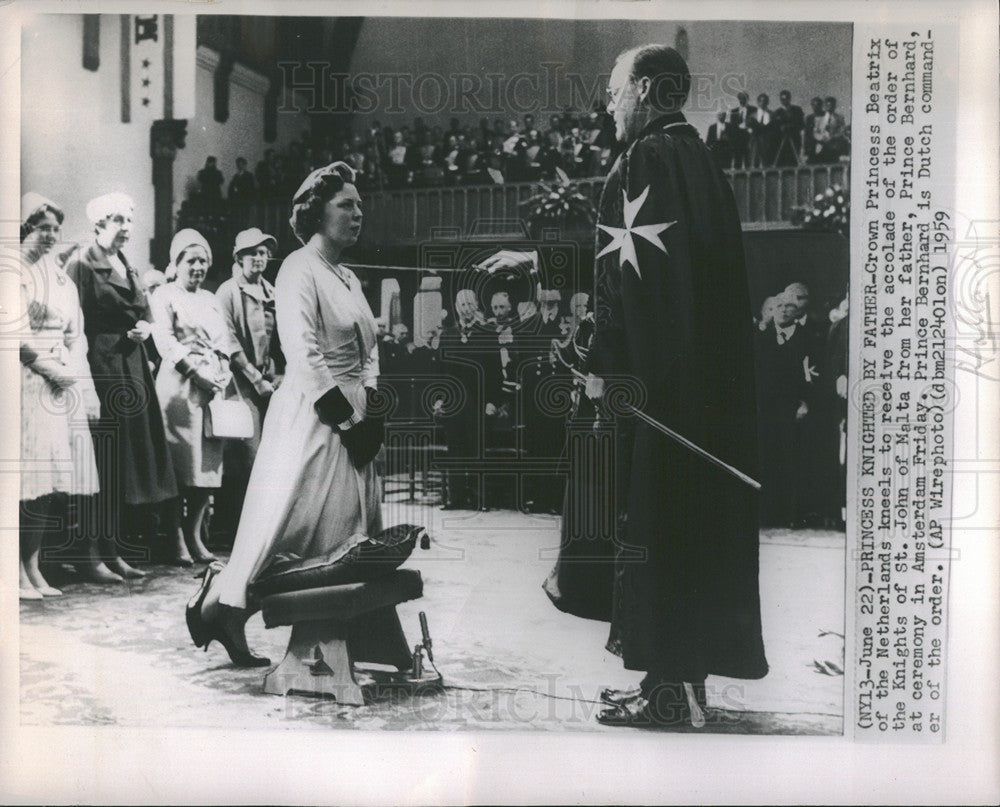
[149,119,187,268]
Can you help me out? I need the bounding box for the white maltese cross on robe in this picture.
[597,185,676,280]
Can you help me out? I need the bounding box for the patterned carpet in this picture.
[19,502,844,734]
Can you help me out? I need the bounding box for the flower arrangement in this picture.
[791,183,850,237]
[519,168,597,236]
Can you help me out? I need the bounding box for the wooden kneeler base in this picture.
[260,571,423,705]
[263,605,413,704]
[264,619,366,704]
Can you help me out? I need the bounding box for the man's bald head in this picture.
[607,44,691,143]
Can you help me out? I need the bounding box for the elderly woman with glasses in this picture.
[66,193,179,576]
[187,162,384,667]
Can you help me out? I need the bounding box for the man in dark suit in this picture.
[228,157,256,203]
[706,110,732,169]
[518,289,567,513]
[822,96,849,161]
[197,156,224,201]
[783,282,829,526]
[825,299,849,529]
[755,293,813,527]
[727,91,756,168]
[749,93,779,167]
[803,96,827,164]
[773,90,805,166]
[436,291,490,510]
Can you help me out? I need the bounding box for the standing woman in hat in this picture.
[18,194,103,597]
[65,193,179,575]
[213,228,284,543]
[149,229,234,564]
[187,162,383,666]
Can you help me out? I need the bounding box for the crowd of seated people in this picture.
[183,106,621,216]
[706,91,850,169]
[183,89,850,225]
[371,277,850,530]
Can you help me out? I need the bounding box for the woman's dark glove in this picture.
[314,386,355,427]
[339,420,382,468]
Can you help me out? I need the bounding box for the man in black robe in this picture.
[479,45,768,727]
[586,44,768,725]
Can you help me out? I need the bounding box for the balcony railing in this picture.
[206,161,851,256]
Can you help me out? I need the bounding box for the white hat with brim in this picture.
[232,227,277,260]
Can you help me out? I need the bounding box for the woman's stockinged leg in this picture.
[183,487,216,562]
[21,494,62,596]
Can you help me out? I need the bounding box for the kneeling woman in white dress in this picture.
[187,162,383,666]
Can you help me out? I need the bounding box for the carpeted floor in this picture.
[19,502,845,734]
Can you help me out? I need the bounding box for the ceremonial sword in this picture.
[569,368,761,491]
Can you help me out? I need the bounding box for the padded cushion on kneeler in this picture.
[260,568,424,628]
[249,524,425,599]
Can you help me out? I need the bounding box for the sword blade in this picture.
[624,404,761,491]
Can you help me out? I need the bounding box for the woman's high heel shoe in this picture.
[185,562,222,649]
[203,614,271,668]
[187,567,270,668]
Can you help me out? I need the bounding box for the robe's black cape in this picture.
[561,111,768,681]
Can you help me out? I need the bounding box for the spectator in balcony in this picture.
[214,228,282,545]
[728,91,756,168]
[361,143,387,190]
[255,149,279,198]
[197,156,225,201]
[440,134,464,183]
[387,130,410,187]
[804,96,828,164]
[560,125,593,177]
[749,93,778,167]
[773,90,805,166]
[821,96,849,162]
[228,157,256,206]
[346,135,367,176]
[706,110,732,169]
[537,129,565,178]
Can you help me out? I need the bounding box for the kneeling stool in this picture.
[260,568,424,705]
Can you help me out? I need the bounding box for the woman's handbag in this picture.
[204,377,255,440]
